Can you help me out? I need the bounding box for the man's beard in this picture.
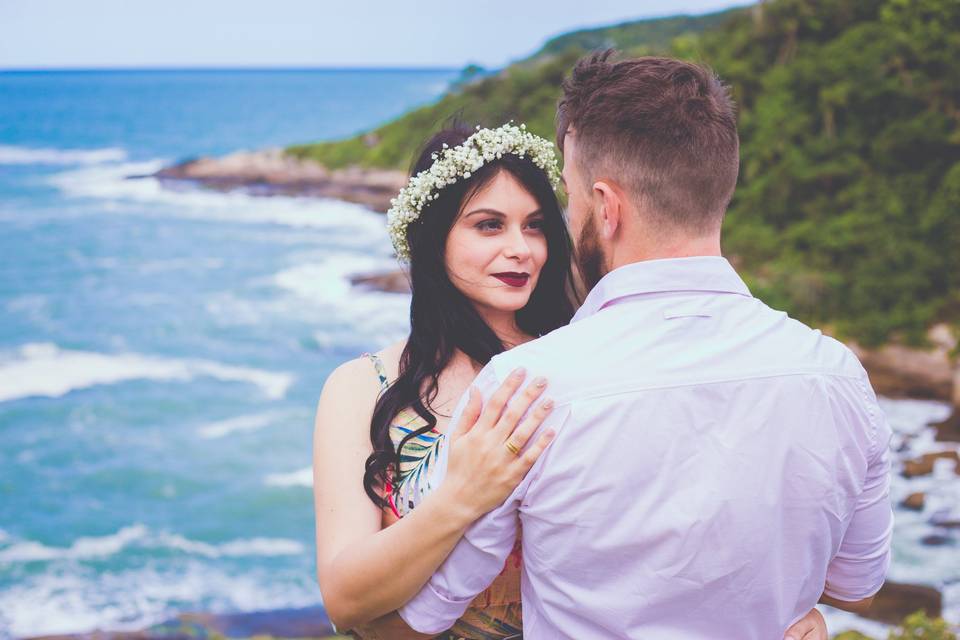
[575,211,607,292]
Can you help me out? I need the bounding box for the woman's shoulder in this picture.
[319,358,378,407]
[319,340,406,399]
[314,355,392,446]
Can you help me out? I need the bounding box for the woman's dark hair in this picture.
[362,123,578,508]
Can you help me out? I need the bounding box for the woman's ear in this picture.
[593,179,623,240]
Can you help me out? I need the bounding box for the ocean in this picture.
[0,68,957,638]
[0,68,454,638]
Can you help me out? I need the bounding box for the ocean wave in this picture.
[271,255,410,348]
[0,525,304,564]
[0,524,149,562]
[0,144,127,165]
[198,411,290,439]
[264,467,313,488]
[198,250,408,346]
[0,561,321,639]
[47,159,391,235]
[0,342,293,403]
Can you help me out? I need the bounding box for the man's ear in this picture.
[593,179,623,240]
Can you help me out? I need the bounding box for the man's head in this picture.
[557,51,740,288]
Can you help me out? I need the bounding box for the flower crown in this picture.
[386,122,561,262]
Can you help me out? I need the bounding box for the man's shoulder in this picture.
[755,301,867,379]
[488,321,591,388]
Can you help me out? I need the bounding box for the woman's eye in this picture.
[527,218,546,231]
[476,219,502,231]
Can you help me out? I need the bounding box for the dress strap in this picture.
[361,352,389,392]
[361,352,402,519]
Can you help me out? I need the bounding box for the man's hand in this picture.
[784,607,827,640]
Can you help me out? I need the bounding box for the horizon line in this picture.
[0,64,465,73]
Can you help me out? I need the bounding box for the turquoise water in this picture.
[0,68,455,637]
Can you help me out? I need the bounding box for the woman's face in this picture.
[445,169,548,315]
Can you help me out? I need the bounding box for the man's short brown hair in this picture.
[557,50,739,234]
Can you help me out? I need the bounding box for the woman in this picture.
[312,123,829,639]
[314,122,570,639]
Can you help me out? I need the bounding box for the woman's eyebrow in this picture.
[463,208,543,218]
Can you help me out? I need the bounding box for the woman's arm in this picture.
[313,361,552,631]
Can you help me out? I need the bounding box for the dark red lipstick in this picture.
[493,272,530,287]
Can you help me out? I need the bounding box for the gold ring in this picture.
[505,440,521,456]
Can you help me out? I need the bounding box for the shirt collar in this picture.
[571,256,753,323]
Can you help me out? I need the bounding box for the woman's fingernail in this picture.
[534,377,547,388]
[542,398,554,410]
[512,367,526,378]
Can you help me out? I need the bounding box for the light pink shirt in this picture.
[399,256,893,639]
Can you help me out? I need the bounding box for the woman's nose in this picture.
[503,227,532,261]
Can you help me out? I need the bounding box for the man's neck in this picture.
[608,235,722,272]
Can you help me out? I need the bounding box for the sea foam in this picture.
[0,525,304,564]
[0,144,128,165]
[48,159,388,235]
[0,559,320,639]
[264,467,313,488]
[0,342,293,403]
[197,411,291,439]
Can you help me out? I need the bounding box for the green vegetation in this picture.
[834,611,957,639]
[287,0,960,346]
[699,0,960,345]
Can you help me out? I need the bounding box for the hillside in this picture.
[285,7,742,171]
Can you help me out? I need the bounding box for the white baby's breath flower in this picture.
[386,122,561,262]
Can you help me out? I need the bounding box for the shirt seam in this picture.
[525,368,866,406]
[856,375,882,461]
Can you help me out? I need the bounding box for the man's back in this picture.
[400,257,893,639]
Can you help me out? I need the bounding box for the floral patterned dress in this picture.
[347,353,523,640]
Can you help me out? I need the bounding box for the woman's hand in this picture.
[784,607,827,640]
[439,367,556,521]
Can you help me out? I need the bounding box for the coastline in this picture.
[152,149,407,213]
[22,605,341,640]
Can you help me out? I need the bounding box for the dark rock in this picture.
[901,450,960,478]
[350,270,410,294]
[934,409,960,443]
[921,533,953,546]
[901,492,926,511]
[930,515,960,529]
[847,327,955,401]
[902,458,935,478]
[861,581,942,625]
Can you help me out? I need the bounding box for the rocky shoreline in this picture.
[19,583,947,639]
[152,149,407,213]
[22,605,340,640]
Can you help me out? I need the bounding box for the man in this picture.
[395,52,893,638]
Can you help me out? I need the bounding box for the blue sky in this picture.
[1,0,749,69]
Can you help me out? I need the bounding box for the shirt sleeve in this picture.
[397,361,567,635]
[823,376,894,601]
